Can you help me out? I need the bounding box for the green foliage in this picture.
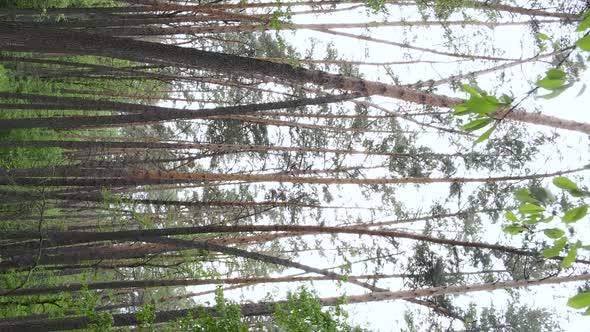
[171,288,365,331]
[273,287,364,332]
[543,228,565,239]
[553,177,579,191]
[364,0,387,14]
[267,7,292,30]
[502,224,525,235]
[502,177,590,314]
[136,303,157,329]
[533,10,590,100]
[576,10,590,51]
[535,68,572,99]
[415,0,468,20]
[541,237,567,258]
[454,84,510,143]
[174,288,248,332]
[64,284,114,331]
[568,292,590,309]
[465,302,562,332]
[562,205,588,223]
[0,64,66,169]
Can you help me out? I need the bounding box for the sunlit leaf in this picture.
[553,177,578,190]
[499,94,513,105]
[546,69,566,80]
[536,32,550,40]
[461,118,493,132]
[474,124,496,144]
[483,95,499,105]
[503,224,525,235]
[579,17,590,32]
[530,186,556,205]
[536,77,566,90]
[464,97,499,114]
[562,205,589,223]
[461,84,481,97]
[504,211,518,222]
[519,203,544,214]
[539,86,569,99]
[524,214,541,224]
[561,241,581,268]
[568,292,590,309]
[543,228,565,239]
[568,189,589,197]
[514,188,538,204]
[542,237,567,257]
[577,35,590,52]
[453,104,471,115]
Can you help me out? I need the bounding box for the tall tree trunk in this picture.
[3,224,585,264]
[0,140,459,158]
[3,165,579,187]
[2,22,587,134]
[0,93,356,130]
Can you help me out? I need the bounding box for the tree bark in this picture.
[2,22,587,134]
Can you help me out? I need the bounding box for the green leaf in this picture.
[536,69,567,91]
[578,16,590,32]
[561,241,582,268]
[483,95,499,105]
[542,237,567,257]
[562,249,577,268]
[461,84,481,97]
[536,77,566,90]
[502,224,525,235]
[464,97,499,114]
[519,203,545,214]
[546,69,566,80]
[499,94,513,105]
[568,189,590,197]
[530,186,556,205]
[514,188,538,204]
[543,228,565,239]
[474,124,496,144]
[576,35,590,52]
[453,104,471,115]
[539,85,569,99]
[461,118,493,132]
[524,214,541,224]
[542,216,555,223]
[569,292,590,309]
[536,32,550,40]
[583,307,590,316]
[553,177,578,190]
[504,211,518,222]
[562,205,589,223]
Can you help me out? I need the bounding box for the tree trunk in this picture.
[2,22,587,134]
